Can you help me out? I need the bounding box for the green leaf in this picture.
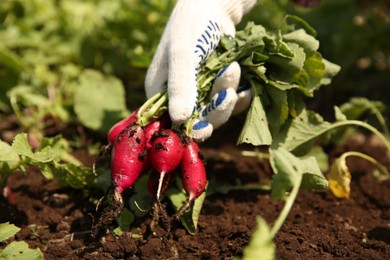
[129,175,154,217]
[302,146,329,172]
[242,217,275,260]
[282,15,317,37]
[0,46,26,74]
[93,166,112,192]
[166,188,194,233]
[340,97,385,120]
[270,148,302,200]
[116,208,135,232]
[0,141,20,185]
[51,163,94,189]
[300,157,328,191]
[0,222,20,242]
[166,186,207,235]
[9,133,96,189]
[270,148,327,200]
[238,95,272,146]
[320,59,341,86]
[191,189,207,232]
[266,86,289,128]
[74,69,128,131]
[302,52,326,93]
[276,110,332,152]
[0,241,43,260]
[269,42,306,81]
[283,29,319,55]
[12,133,57,163]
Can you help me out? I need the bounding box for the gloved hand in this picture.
[145,0,256,141]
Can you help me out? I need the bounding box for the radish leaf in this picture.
[242,217,275,260]
[238,95,272,146]
[74,69,129,132]
[0,222,20,242]
[0,241,43,260]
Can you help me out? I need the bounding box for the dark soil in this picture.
[1,118,390,259]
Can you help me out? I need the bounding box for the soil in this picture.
[1,117,390,259]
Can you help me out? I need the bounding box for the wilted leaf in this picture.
[327,155,351,199]
[327,151,389,199]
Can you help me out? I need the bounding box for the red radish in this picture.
[141,114,171,174]
[111,123,146,194]
[144,114,171,150]
[149,129,184,200]
[181,140,207,200]
[107,108,139,145]
[92,123,146,237]
[176,140,207,217]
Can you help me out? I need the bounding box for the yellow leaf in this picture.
[326,156,351,198]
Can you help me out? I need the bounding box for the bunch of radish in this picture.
[107,107,207,218]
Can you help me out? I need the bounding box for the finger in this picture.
[145,43,169,99]
[210,61,241,97]
[198,88,238,129]
[167,19,222,124]
[220,16,236,37]
[232,86,252,116]
[167,46,198,124]
[189,119,213,142]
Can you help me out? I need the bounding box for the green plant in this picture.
[0,222,43,260]
[0,133,95,189]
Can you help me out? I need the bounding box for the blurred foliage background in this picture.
[0,0,389,139]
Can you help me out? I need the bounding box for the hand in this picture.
[190,62,252,141]
[145,0,256,141]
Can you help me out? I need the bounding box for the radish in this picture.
[141,114,172,174]
[107,109,139,145]
[149,129,184,200]
[176,139,207,217]
[93,123,146,237]
[111,123,147,194]
[181,140,207,200]
[144,114,171,150]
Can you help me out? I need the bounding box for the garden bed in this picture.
[2,118,389,259]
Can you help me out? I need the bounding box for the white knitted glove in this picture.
[145,0,256,141]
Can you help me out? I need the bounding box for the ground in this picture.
[1,118,390,259]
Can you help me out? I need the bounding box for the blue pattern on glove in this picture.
[192,120,209,130]
[194,20,221,70]
[200,89,227,117]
